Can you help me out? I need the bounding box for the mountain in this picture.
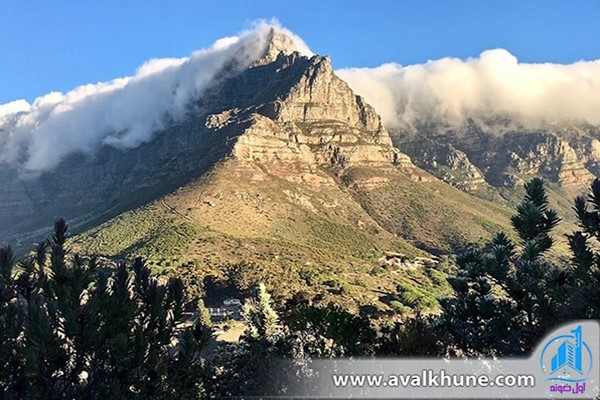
[71,30,524,305]
[1,28,527,308]
[395,122,600,196]
[390,121,600,251]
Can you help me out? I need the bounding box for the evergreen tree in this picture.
[206,283,302,398]
[568,178,600,318]
[193,299,213,350]
[438,178,565,356]
[242,283,279,341]
[0,219,205,399]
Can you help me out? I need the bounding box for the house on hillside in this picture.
[207,297,244,321]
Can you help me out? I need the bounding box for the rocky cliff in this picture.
[0,29,417,248]
[395,122,600,198]
[205,48,414,177]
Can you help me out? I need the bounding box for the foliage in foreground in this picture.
[0,219,205,399]
[438,177,600,356]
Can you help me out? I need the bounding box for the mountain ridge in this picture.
[68,40,516,272]
[1,28,536,310]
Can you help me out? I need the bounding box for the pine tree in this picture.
[438,178,566,356]
[568,178,600,318]
[207,283,299,398]
[242,283,279,341]
[194,299,213,349]
[0,218,205,399]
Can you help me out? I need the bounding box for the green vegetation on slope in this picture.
[69,134,538,315]
[70,206,197,272]
[342,166,514,253]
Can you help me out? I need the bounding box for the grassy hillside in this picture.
[340,166,515,254]
[71,150,522,314]
[72,107,584,315]
[72,146,585,316]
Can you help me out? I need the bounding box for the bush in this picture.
[396,282,437,312]
[286,303,376,357]
[389,300,411,315]
[323,278,349,295]
[377,315,441,356]
[437,178,600,357]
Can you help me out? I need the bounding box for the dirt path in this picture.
[201,321,247,358]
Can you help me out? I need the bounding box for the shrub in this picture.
[389,300,411,315]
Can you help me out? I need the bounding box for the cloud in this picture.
[336,49,600,133]
[4,22,599,176]
[0,20,311,174]
[0,99,30,121]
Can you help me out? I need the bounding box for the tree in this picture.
[0,219,205,399]
[205,283,303,398]
[285,303,376,357]
[568,178,600,319]
[438,178,566,356]
[242,283,279,342]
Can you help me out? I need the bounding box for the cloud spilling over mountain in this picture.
[4,22,600,175]
[0,21,310,174]
[336,49,600,132]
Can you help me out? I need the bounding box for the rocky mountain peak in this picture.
[278,54,386,136]
[203,50,416,178]
[0,36,417,247]
[255,53,382,130]
[202,47,390,143]
[253,27,303,66]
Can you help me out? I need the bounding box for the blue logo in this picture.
[540,325,593,383]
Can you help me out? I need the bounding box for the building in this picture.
[223,298,242,307]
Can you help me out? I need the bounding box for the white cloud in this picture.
[336,49,600,133]
[4,22,599,176]
[0,99,30,120]
[0,20,311,174]
[135,57,187,78]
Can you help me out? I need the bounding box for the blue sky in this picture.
[1,0,599,104]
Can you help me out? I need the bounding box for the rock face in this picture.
[205,49,411,179]
[265,55,386,135]
[395,123,600,196]
[200,49,389,142]
[0,29,416,248]
[494,131,597,191]
[400,139,486,192]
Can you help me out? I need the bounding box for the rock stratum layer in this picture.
[395,123,600,199]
